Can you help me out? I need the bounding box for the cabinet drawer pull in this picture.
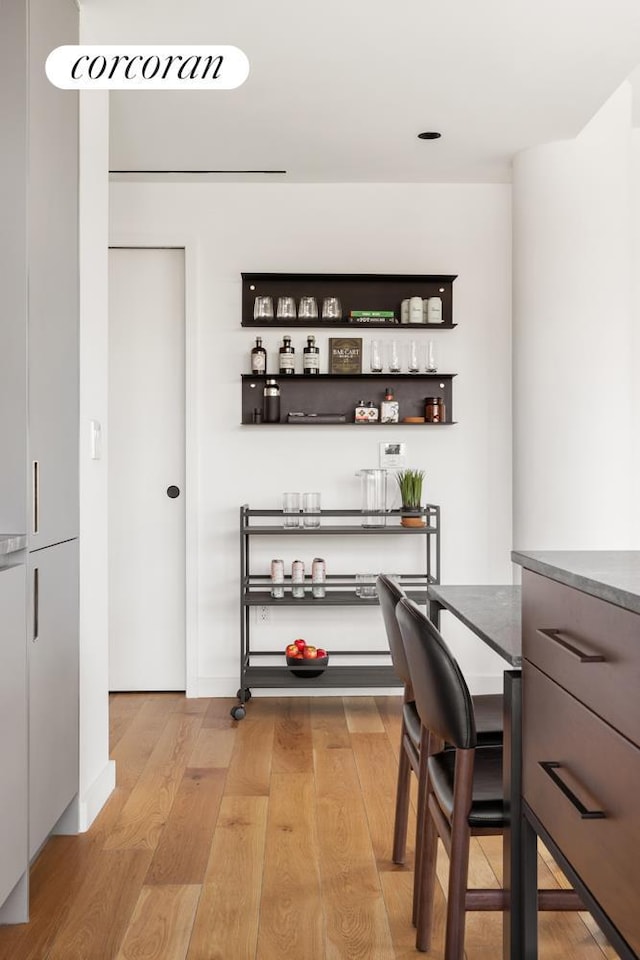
[539,761,606,819]
[536,628,605,663]
[33,567,39,643]
[32,460,40,534]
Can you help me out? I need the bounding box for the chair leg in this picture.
[392,725,411,864]
[444,749,474,960]
[415,787,439,951]
[412,725,430,926]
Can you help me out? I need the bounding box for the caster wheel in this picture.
[230,705,246,721]
[237,688,252,702]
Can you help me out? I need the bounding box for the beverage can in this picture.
[292,559,305,599]
[270,558,284,599]
[312,557,326,599]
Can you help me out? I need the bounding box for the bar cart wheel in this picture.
[237,688,252,701]
[230,704,246,721]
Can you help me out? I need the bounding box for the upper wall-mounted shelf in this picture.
[241,272,457,329]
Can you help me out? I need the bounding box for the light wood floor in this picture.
[0,693,619,960]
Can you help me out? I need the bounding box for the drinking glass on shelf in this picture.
[276,296,296,320]
[321,297,342,321]
[282,492,301,527]
[298,296,319,320]
[425,340,437,372]
[370,339,383,373]
[387,339,401,373]
[254,296,274,320]
[355,574,377,599]
[407,339,419,373]
[302,492,321,527]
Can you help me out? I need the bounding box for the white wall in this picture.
[78,90,115,829]
[110,182,513,693]
[632,129,640,546]
[512,85,636,551]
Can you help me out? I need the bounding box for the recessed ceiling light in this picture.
[417,132,441,140]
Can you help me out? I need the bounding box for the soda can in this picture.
[312,557,326,599]
[291,559,305,599]
[270,558,284,599]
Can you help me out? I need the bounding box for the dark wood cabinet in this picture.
[521,569,640,960]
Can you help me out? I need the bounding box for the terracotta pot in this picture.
[400,507,425,528]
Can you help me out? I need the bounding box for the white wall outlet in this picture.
[256,605,270,624]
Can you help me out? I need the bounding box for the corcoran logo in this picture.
[45,45,250,90]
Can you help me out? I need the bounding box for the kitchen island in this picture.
[512,550,640,960]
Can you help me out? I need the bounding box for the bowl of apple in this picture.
[285,639,329,678]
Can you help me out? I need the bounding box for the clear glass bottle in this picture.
[303,335,320,375]
[278,336,295,375]
[251,336,267,374]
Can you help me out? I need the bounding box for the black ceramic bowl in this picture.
[286,654,329,679]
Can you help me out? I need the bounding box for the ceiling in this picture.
[81,0,640,183]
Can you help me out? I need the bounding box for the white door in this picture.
[108,247,186,690]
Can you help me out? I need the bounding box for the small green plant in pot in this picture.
[396,469,425,527]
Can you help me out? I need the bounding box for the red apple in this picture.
[303,645,318,659]
[316,648,327,658]
[294,638,306,651]
[285,643,299,657]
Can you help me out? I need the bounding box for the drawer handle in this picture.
[536,628,605,663]
[539,761,606,820]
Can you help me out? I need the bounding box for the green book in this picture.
[349,310,396,318]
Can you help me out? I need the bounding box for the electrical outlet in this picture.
[257,605,270,624]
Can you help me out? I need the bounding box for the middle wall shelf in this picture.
[241,373,457,425]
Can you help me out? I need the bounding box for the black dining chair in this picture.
[376,575,503,871]
[396,597,580,958]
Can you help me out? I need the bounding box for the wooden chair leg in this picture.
[415,787,439,951]
[412,725,430,926]
[392,725,411,864]
[444,749,474,960]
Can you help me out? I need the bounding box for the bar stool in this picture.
[376,574,503,869]
[396,598,581,958]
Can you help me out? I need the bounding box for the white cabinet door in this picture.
[0,0,28,535]
[0,565,28,906]
[28,540,79,857]
[27,0,79,549]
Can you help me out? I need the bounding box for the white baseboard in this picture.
[195,675,503,698]
[77,760,117,832]
[195,677,403,699]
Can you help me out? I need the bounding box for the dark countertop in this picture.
[427,584,522,666]
[511,550,640,616]
[0,534,27,557]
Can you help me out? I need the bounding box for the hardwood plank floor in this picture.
[0,694,620,960]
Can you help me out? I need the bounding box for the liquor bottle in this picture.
[303,335,320,375]
[279,336,295,375]
[251,336,267,374]
[381,387,399,424]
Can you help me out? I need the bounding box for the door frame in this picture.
[108,236,199,697]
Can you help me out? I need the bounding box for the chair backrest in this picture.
[396,597,477,749]
[376,574,411,686]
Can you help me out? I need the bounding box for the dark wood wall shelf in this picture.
[241,373,456,425]
[242,272,457,327]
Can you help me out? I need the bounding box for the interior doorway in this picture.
[108,246,186,691]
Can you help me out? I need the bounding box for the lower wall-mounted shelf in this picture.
[241,373,455,425]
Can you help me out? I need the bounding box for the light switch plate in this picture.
[90,419,102,460]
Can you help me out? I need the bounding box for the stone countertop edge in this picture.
[511,549,640,616]
[0,534,27,556]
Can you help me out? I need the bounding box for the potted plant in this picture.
[396,469,425,527]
